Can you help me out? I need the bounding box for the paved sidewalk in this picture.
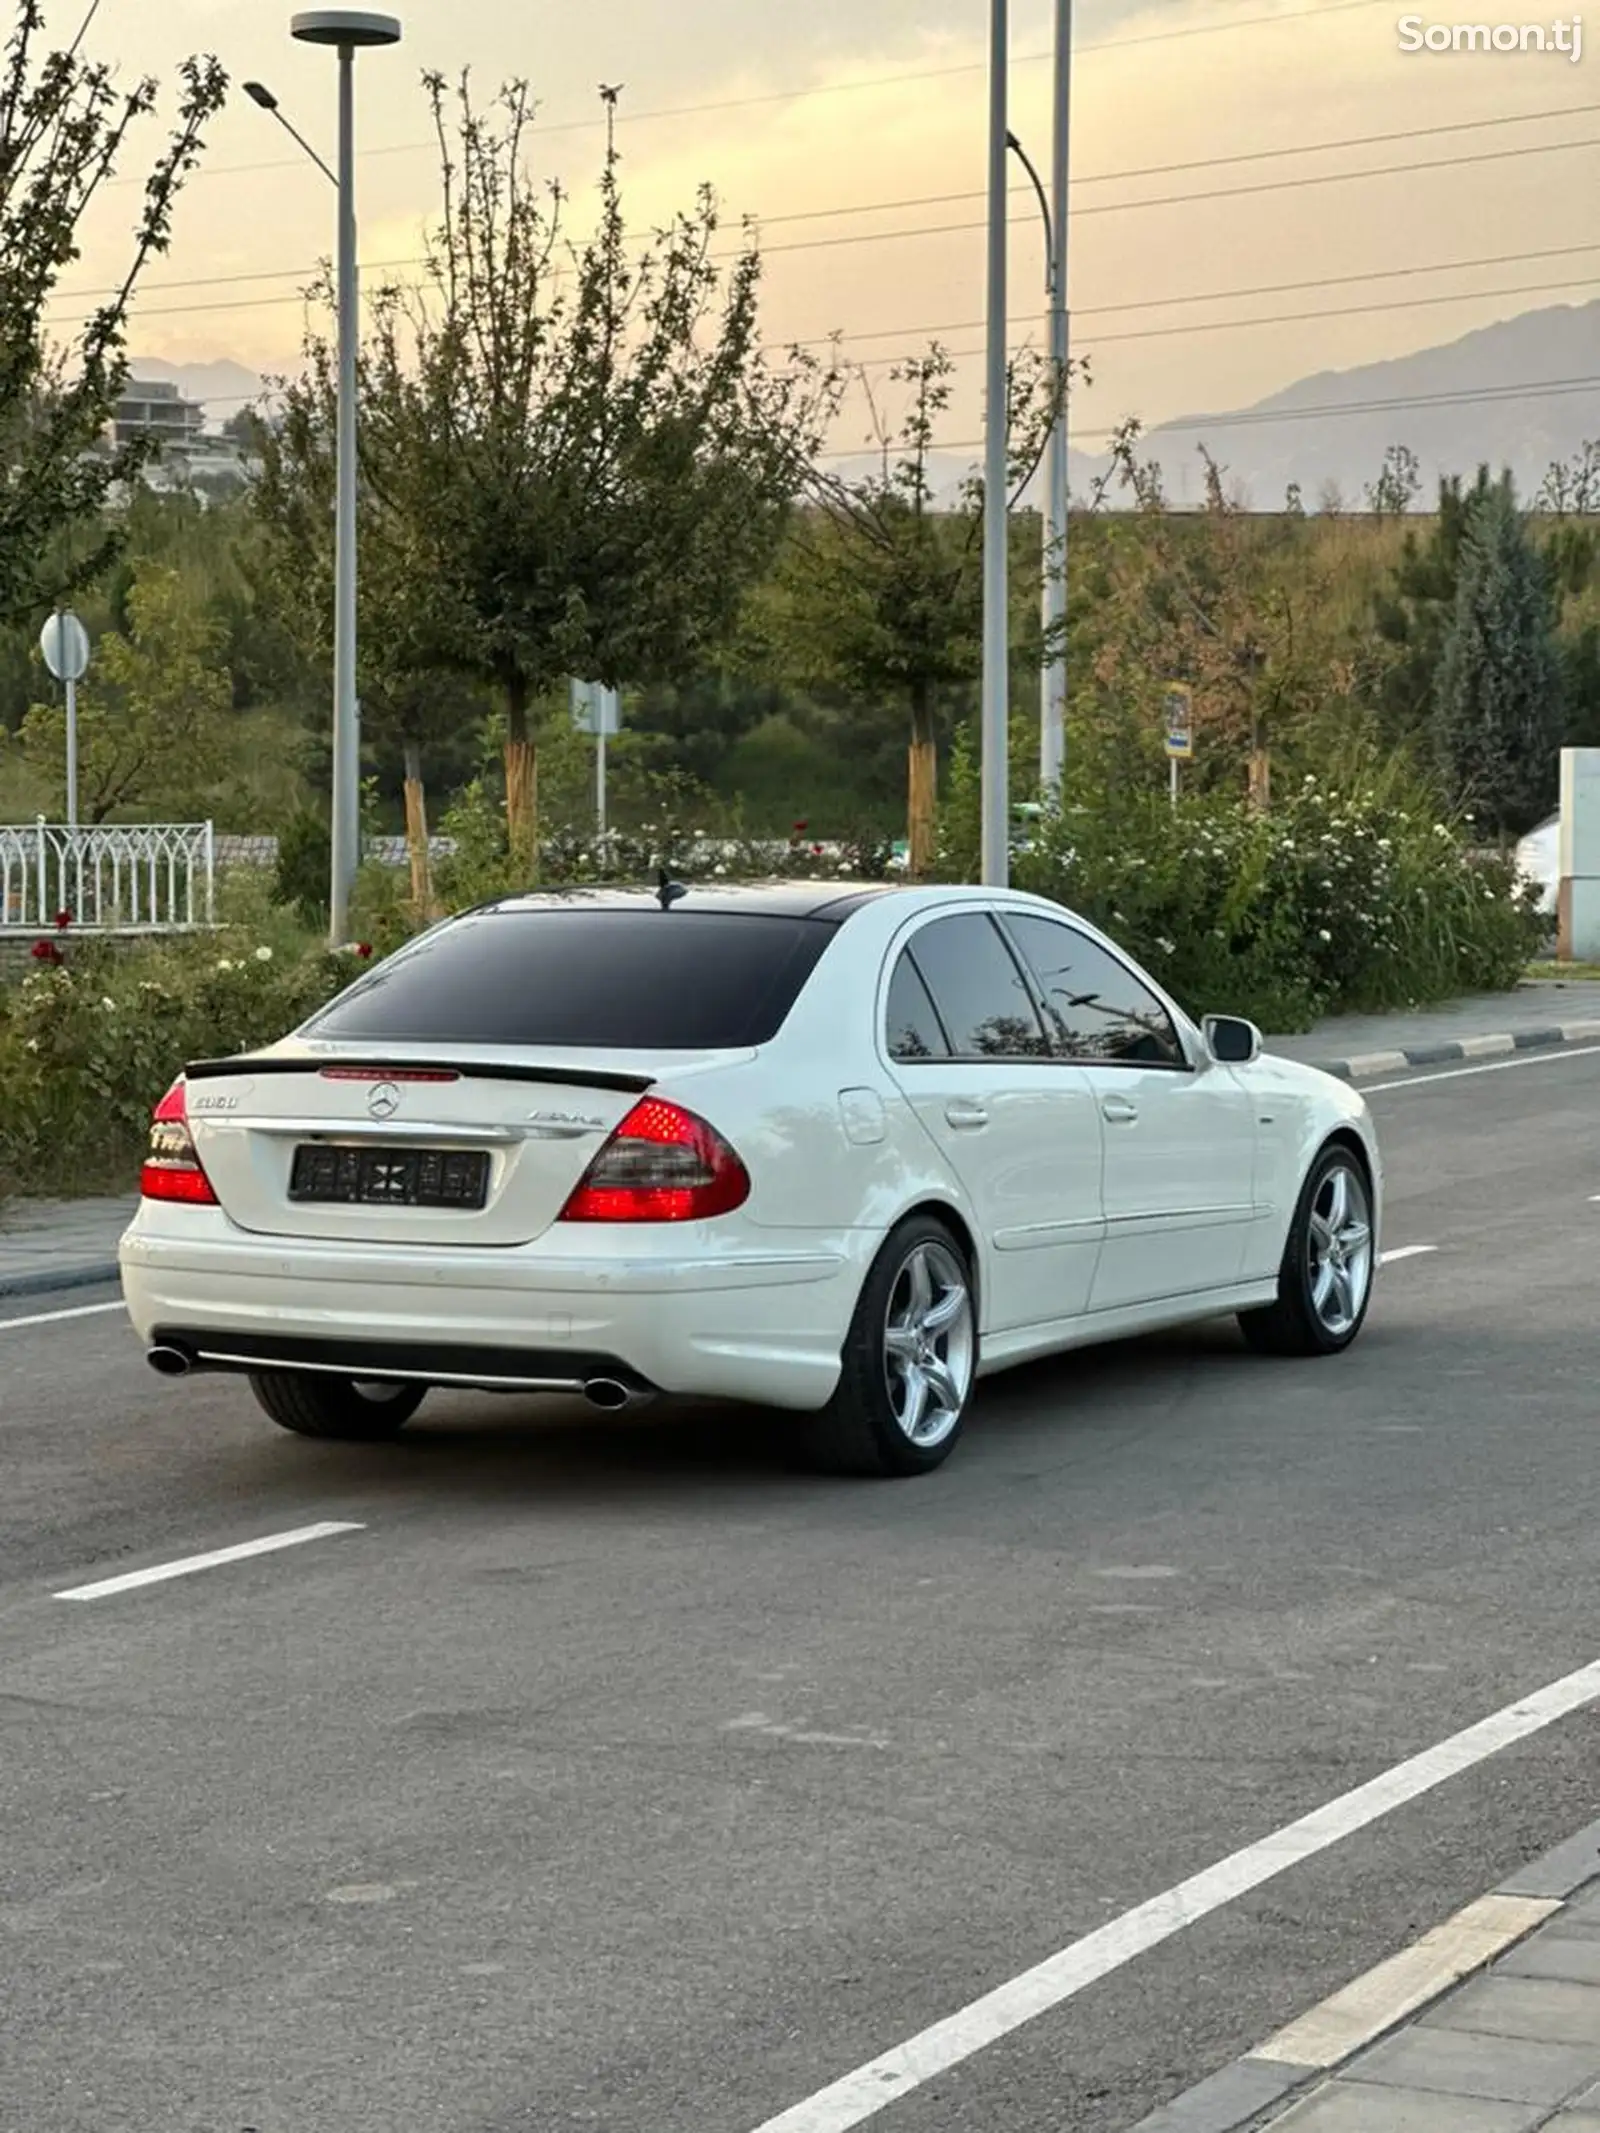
[1268,980,1600,1081]
[1132,1822,1600,2133]
[0,1196,131,1299]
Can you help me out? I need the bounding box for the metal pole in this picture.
[65,673,78,828]
[329,40,360,947]
[1040,0,1071,795]
[980,0,1010,889]
[597,723,607,843]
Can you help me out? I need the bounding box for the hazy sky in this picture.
[48,0,1600,463]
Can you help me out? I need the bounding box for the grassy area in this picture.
[1527,960,1600,982]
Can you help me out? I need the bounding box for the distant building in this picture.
[112,378,206,452]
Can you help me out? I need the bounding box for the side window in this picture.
[1003,914,1185,1068]
[904,914,1050,1060]
[885,953,950,1061]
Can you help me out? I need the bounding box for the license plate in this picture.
[289,1144,490,1210]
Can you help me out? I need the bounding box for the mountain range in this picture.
[132,297,1600,510]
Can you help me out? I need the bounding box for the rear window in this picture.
[301,909,838,1050]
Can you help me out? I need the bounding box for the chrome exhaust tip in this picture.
[582,1376,651,1412]
[146,1344,193,1379]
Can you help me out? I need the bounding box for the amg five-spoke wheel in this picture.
[803,1214,978,1475]
[882,1237,977,1452]
[1241,1142,1376,1357]
[1307,1160,1373,1340]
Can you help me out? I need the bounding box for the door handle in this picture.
[1101,1095,1139,1124]
[943,1100,989,1130]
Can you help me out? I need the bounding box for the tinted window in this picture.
[1002,915,1184,1067]
[885,953,950,1060]
[302,911,836,1049]
[906,915,1049,1059]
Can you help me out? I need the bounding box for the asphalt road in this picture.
[3,1045,1600,2133]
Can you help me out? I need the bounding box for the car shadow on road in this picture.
[247,1314,1318,1511]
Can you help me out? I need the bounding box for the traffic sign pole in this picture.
[39,610,91,828]
[1162,682,1193,810]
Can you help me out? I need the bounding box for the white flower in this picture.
[216,958,233,972]
[101,996,117,1012]
[255,944,273,963]
[25,1037,39,1052]
[1318,928,1332,942]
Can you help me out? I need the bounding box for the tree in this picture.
[1371,466,1499,742]
[0,4,225,625]
[1433,477,1562,835]
[1365,443,1422,518]
[20,564,233,820]
[772,345,1060,875]
[256,77,838,867]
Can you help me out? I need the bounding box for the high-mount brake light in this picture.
[557,1097,749,1223]
[318,1067,461,1083]
[140,1078,218,1205]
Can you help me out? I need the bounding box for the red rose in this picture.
[53,909,72,929]
[811,843,824,857]
[356,942,373,960]
[31,939,62,964]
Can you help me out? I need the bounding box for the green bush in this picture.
[939,742,1541,1031]
[0,930,369,1198]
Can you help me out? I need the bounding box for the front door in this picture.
[998,913,1258,1313]
[882,911,1105,1335]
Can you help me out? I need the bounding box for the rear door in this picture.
[998,912,1258,1311]
[883,912,1104,1334]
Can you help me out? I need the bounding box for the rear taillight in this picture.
[558,1098,749,1223]
[140,1077,218,1205]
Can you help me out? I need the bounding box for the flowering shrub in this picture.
[940,749,1541,1031]
[0,931,368,1197]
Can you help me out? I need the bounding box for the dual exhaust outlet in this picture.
[144,1344,651,1411]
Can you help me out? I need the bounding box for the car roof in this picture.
[473,880,911,923]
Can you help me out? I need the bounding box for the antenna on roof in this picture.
[655,869,688,911]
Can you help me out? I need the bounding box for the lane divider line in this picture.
[54,1521,365,1601]
[1364,1043,1600,1093]
[1380,1245,1437,1265]
[0,1300,124,1335]
[1126,1813,1600,2133]
[743,1654,1600,2133]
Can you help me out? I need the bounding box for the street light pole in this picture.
[285,10,401,946]
[980,0,1010,890]
[1042,0,1072,796]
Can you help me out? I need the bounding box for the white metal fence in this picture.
[0,821,215,933]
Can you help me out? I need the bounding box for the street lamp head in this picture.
[290,8,402,47]
[243,80,280,110]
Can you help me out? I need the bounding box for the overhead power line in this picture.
[109,0,1398,188]
[810,371,1600,457]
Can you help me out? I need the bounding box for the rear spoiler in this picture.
[183,1054,656,1095]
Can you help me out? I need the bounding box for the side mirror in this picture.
[1203,1014,1263,1065]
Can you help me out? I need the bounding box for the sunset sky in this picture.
[47,0,1600,461]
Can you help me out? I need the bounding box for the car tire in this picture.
[800,1214,978,1477]
[248,1372,426,1441]
[1239,1142,1375,1359]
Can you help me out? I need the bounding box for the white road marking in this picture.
[744,1653,1600,2133]
[0,1300,123,1334]
[1380,1245,1437,1265]
[1365,1043,1600,1093]
[54,1521,364,1601]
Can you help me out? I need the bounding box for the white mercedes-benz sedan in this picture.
[120,882,1383,1476]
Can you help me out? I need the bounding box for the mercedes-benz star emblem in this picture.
[367,1081,401,1120]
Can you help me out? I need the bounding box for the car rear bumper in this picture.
[118,1206,864,1412]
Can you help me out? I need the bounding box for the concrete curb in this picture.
[1304,1018,1600,1084]
[1124,1817,1600,2133]
[0,1260,121,1303]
